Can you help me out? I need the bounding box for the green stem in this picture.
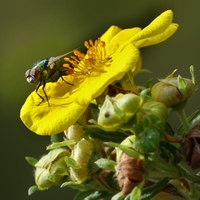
[176,108,190,133]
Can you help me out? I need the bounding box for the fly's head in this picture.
[25,59,49,84]
[25,68,41,84]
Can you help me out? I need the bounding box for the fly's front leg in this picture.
[41,81,50,106]
[35,81,45,106]
[35,81,50,106]
[58,70,73,85]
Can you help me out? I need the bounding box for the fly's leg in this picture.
[41,81,50,106]
[35,81,50,106]
[58,70,73,85]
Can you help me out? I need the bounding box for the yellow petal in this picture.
[131,10,174,42]
[100,25,122,44]
[135,23,179,48]
[106,27,141,54]
[20,78,88,135]
[69,43,140,105]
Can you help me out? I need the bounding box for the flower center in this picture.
[63,38,112,77]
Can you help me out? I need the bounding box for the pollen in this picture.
[63,38,112,77]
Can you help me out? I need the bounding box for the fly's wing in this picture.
[47,50,75,67]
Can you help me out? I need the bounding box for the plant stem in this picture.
[176,108,190,134]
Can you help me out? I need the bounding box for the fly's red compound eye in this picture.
[25,69,41,83]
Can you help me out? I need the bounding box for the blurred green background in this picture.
[1,0,200,199]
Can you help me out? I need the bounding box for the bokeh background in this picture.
[1,0,200,199]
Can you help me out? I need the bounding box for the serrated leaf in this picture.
[64,157,81,169]
[95,158,116,171]
[46,140,76,150]
[25,157,38,166]
[28,185,39,195]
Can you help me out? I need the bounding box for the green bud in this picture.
[70,139,94,182]
[34,148,70,190]
[98,93,143,130]
[151,69,195,108]
[136,101,168,128]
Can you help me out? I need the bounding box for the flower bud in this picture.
[151,70,195,108]
[35,148,70,190]
[70,139,94,182]
[98,93,143,130]
[136,101,168,128]
[64,124,83,142]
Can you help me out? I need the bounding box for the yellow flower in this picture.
[20,10,178,136]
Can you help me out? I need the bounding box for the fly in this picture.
[25,51,74,106]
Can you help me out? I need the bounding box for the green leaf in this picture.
[140,178,169,200]
[48,175,56,182]
[64,157,81,169]
[176,110,200,135]
[134,128,161,153]
[50,135,59,143]
[190,65,195,84]
[106,171,120,192]
[159,141,181,165]
[104,142,141,159]
[28,185,39,195]
[74,190,96,200]
[84,190,111,200]
[111,191,124,200]
[178,75,186,95]
[46,140,76,150]
[142,116,150,129]
[25,156,38,166]
[61,181,81,188]
[74,190,95,200]
[165,122,174,136]
[85,128,130,143]
[130,185,142,200]
[106,146,115,157]
[125,181,144,200]
[190,110,200,128]
[95,158,116,171]
[145,77,155,88]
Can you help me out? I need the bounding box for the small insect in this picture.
[25,51,74,106]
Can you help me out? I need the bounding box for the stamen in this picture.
[63,38,112,77]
